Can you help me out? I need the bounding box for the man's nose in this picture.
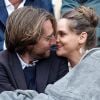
[50,36,57,50]
[50,35,56,46]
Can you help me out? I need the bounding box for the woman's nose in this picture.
[56,35,60,43]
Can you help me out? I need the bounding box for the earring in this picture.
[79,48,85,55]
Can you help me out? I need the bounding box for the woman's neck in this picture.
[67,49,86,68]
[68,56,81,68]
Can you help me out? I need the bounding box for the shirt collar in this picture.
[17,53,38,69]
[4,0,26,15]
[68,62,72,72]
[4,0,11,7]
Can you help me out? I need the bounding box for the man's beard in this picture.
[29,50,50,60]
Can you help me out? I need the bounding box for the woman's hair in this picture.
[62,6,99,49]
[5,6,56,54]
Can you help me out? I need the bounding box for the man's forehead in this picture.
[42,20,52,29]
[42,20,54,36]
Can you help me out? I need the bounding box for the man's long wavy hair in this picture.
[5,6,56,54]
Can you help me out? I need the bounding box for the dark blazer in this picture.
[0,0,53,51]
[0,50,68,93]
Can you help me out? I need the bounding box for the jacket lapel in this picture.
[36,59,50,92]
[0,0,8,26]
[8,52,27,89]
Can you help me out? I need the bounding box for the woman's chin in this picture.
[56,51,63,57]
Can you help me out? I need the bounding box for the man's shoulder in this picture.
[0,50,16,62]
[0,50,9,65]
[0,50,8,57]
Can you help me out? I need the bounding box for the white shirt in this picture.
[17,53,38,70]
[4,0,26,15]
[68,62,72,72]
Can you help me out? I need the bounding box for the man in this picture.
[61,0,100,47]
[0,0,53,51]
[0,7,68,93]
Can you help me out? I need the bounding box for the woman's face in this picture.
[56,18,81,58]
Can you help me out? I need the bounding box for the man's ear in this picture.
[79,32,87,44]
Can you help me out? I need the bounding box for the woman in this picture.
[0,6,100,100]
[56,6,98,69]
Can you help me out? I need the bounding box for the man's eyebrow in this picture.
[47,34,53,37]
[47,33,55,37]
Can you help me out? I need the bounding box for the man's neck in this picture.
[8,0,23,9]
[19,53,33,64]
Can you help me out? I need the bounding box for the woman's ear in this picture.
[79,32,87,44]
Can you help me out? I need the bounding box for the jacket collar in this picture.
[8,51,27,89]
